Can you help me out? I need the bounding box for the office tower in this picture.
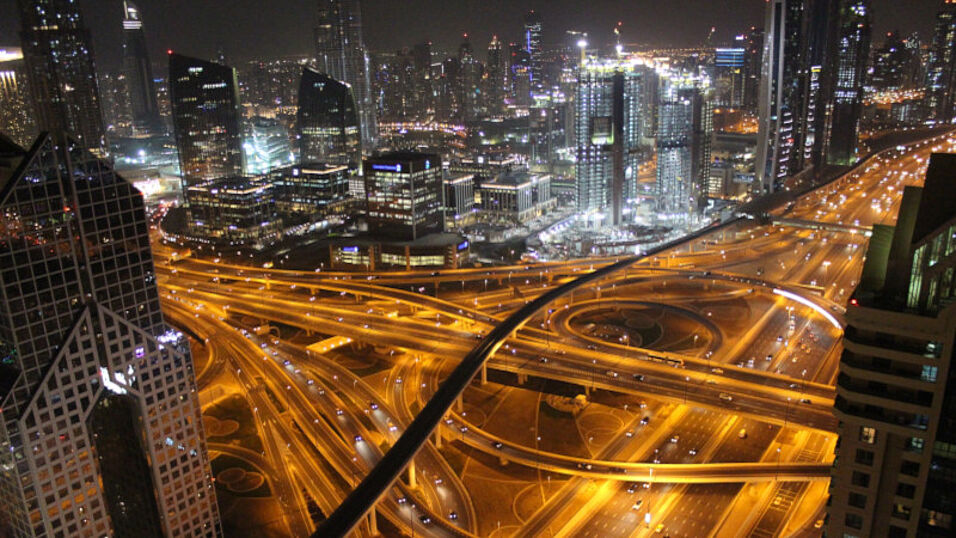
[574,60,644,225]
[925,1,956,123]
[122,1,163,135]
[18,0,106,152]
[186,176,282,249]
[269,163,351,217]
[315,0,378,150]
[243,116,294,175]
[756,0,809,194]
[656,70,714,217]
[714,48,746,108]
[363,151,443,240]
[458,35,482,122]
[524,10,544,94]
[824,1,871,166]
[412,41,433,116]
[169,53,243,189]
[485,36,506,116]
[740,27,764,111]
[0,132,220,538]
[0,48,36,148]
[829,153,956,538]
[297,67,362,172]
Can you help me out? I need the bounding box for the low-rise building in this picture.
[186,175,282,249]
[478,169,554,224]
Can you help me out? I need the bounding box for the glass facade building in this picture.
[363,151,443,241]
[0,133,220,538]
[297,67,361,171]
[169,53,243,190]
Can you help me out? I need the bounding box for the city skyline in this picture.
[0,0,941,70]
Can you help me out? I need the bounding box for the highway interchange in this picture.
[156,131,954,537]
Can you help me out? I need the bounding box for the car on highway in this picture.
[459,426,469,434]
[670,434,680,443]
[606,370,618,378]
[433,478,443,485]
[632,499,644,510]
[641,416,650,425]
[738,428,748,439]
[689,447,698,455]
[396,496,407,504]
[449,511,458,521]
[335,408,343,416]
[418,515,432,525]
[800,398,812,404]
[711,367,723,374]
[354,435,363,442]
[719,393,733,402]
[655,523,665,533]
[539,357,549,363]
[625,430,634,438]
[633,374,645,381]
[491,441,503,449]
[369,401,378,410]
[626,483,638,494]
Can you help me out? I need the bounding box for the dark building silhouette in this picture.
[18,0,106,152]
[315,0,377,150]
[0,132,220,537]
[122,1,163,135]
[169,53,243,189]
[297,67,362,170]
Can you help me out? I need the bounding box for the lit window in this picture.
[860,426,876,445]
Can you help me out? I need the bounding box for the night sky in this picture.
[0,0,943,71]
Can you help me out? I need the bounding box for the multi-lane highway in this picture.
[155,131,954,537]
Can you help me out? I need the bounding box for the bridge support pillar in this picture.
[584,385,591,396]
[517,373,527,385]
[368,507,378,535]
[407,459,417,489]
[499,456,509,466]
[481,363,487,385]
[434,427,442,449]
[455,396,463,413]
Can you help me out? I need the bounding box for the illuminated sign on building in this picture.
[372,164,402,172]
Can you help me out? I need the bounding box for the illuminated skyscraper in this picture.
[574,60,644,225]
[756,0,809,193]
[656,70,714,216]
[925,1,956,123]
[363,151,443,241]
[714,48,746,108]
[169,53,243,189]
[458,35,482,122]
[18,0,106,152]
[122,1,164,135]
[0,132,220,538]
[524,10,544,94]
[315,0,378,150]
[824,1,871,165]
[0,48,36,148]
[297,67,361,171]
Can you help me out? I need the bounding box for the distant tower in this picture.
[315,0,378,150]
[18,0,106,152]
[458,34,482,122]
[122,1,164,135]
[169,53,243,189]
[925,0,956,123]
[824,1,871,165]
[485,36,506,115]
[524,10,544,95]
[0,132,221,538]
